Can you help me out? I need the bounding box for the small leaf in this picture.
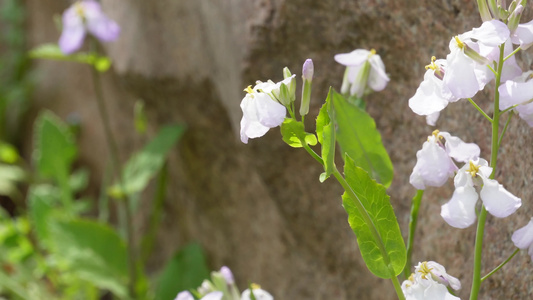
[316,88,335,180]
[280,118,316,148]
[342,155,406,278]
[155,243,209,300]
[29,43,112,72]
[134,100,148,134]
[331,90,393,187]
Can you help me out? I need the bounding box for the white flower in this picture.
[334,49,389,97]
[441,158,522,228]
[512,218,533,260]
[409,130,480,190]
[444,20,509,99]
[499,71,533,127]
[409,57,458,119]
[201,292,224,300]
[175,291,194,300]
[402,261,461,300]
[240,85,287,144]
[255,75,296,106]
[241,286,273,300]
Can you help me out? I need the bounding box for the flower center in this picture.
[425,56,438,71]
[74,2,86,19]
[454,36,465,49]
[244,85,254,94]
[250,283,261,290]
[467,160,481,177]
[368,49,376,58]
[418,261,433,280]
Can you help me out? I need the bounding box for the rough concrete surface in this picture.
[23,0,533,299]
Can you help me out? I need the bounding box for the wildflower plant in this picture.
[239,0,533,299]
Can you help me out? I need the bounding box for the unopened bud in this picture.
[477,0,493,21]
[302,59,314,82]
[283,67,292,79]
[508,4,524,32]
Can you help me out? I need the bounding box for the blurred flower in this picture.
[59,0,120,54]
[175,291,194,300]
[441,158,521,228]
[512,218,533,260]
[241,285,273,300]
[409,130,480,190]
[511,18,533,50]
[220,266,235,285]
[334,49,389,98]
[499,71,533,127]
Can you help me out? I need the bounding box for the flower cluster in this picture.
[175,266,273,300]
[59,0,120,54]
[410,130,521,228]
[409,5,533,126]
[402,261,461,300]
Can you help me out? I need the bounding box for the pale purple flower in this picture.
[409,130,480,190]
[334,49,389,97]
[512,218,533,260]
[444,20,509,99]
[499,71,533,127]
[240,84,287,144]
[59,0,120,54]
[409,57,458,119]
[402,261,461,300]
[201,292,223,300]
[241,287,273,300]
[302,59,314,82]
[441,158,522,228]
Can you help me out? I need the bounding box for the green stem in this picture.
[481,248,519,282]
[404,190,424,279]
[469,43,505,300]
[90,65,137,299]
[497,111,513,149]
[503,46,521,62]
[467,98,492,123]
[300,140,404,300]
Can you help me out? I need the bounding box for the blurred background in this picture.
[1,0,532,299]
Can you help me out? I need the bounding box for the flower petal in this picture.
[469,20,510,46]
[480,176,521,218]
[367,55,389,92]
[441,185,479,228]
[511,218,533,249]
[498,77,533,110]
[175,291,195,300]
[409,138,457,190]
[59,7,86,54]
[201,292,223,300]
[409,70,451,116]
[334,49,369,66]
[439,132,480,163]
[511,19,533,50]
[83,0,120,42]
[444,48,481,99]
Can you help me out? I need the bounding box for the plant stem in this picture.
[481,248,519,282]
[404,189,424,279]
[467,98,493,123]
[90,66,137,299]
[469,43,505,300]
[497,111,513,149]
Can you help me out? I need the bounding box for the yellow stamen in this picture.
[425,56,438,71]
[368,49,376,58]
[467,160,480,178]
[454,36,465,49]
[244,85,254,94]
[417,261,433,280]
[250,283,261,290]
[74,2,85,18]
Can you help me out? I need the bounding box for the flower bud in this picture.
[300,59,313,116]
[477,0,493,21]
[283,67,292,79]
[302,59,314,82]
[507,4,524,33]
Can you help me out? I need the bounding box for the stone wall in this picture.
[24,0,533,299]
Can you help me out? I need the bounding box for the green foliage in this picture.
[280,118,317,148]
[48,218,129,298]
[29,43,112,72]
[155,243,210,300]
[134,100,148,134]
[316,88,336,182]
[109,125,185,198]
[341,155,405,278]
[330,90,393,187]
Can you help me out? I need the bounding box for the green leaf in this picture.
[155,243,209,300]
[29,43,112,72]
[342,155,405,278]
[134,100,148,134]
[49,218,129,298]
[316,88,336,180]
[280,118,317,148]
[28,185,57,242]
[0,164,26,197]
[0,142,20,163]
[330,90,393,187]
[110,125,185,198]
